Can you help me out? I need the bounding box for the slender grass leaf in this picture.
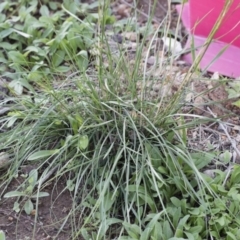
[55,65,71,72]
[31,192,50,198]
[28,149,60,160]
[4,191,27,198]
[12,29,32,38]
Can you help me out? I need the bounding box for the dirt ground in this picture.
[0,177,73,240]
[0,1,177,239]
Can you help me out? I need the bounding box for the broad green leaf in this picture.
[140,227,151,240]
[118,237,135,240]
[215,216,226,227]
[177,215,190,228]
[8,51,28,66]
[79,135,89,150]
[219,150,231,164]
[0,21,11,29]
[175,215,190,238]
[0,54,7,63]
[141,213,163,240]
[4,191,26,198]
[127,185,156,211]
[153,221,163,240]
[67,30,78,52]
[230,165,240,184]
[172,207,182,229]
[81,228,91,240]
[8,80,23,95]
[184,232,195,240]
[17,78,35,93]
[52,50,65,67]
[68,116,78,135]
[55,65,71,72]
[24,199,34,215]
[40,5,50,16]
[13,201,20,213]
[56,21,72,42]
[187,226,203,234]
[28,169,38,186]
[0,42,18,50]
[0,28,13,38]
[0,230,5,240]
[104,15,116,25]
[0,2,9,12]
[168,238,187,240]
[233,99,240,108]
[145,142,165,171]
[6,116,18,128]
[122,222,141,239]
[31,192,49,198]
[226,232,237,240]
[49,2,58,10]
[101,192,115,212]
[76,50,89,71]
[67,180,75,191]
[105,218,122,226]
[25,46,46,57]
[227,82,240,98]
[163,221,173,239]
[28,149,59,160]
[63,1,77,14]
[171,197,182,207]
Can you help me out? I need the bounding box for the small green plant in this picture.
[4,169,49,214]
[226,81,240,107]
[0,231,6,240]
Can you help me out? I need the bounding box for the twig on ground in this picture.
[206,107,238,186]
[206,107,240,162]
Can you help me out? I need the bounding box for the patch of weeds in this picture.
[2,68,236,239]
[4,169,49,214]
[0,0,114,95]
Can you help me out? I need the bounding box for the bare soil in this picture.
[0,177,75,240]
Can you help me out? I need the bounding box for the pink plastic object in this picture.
[176,0,240,78]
